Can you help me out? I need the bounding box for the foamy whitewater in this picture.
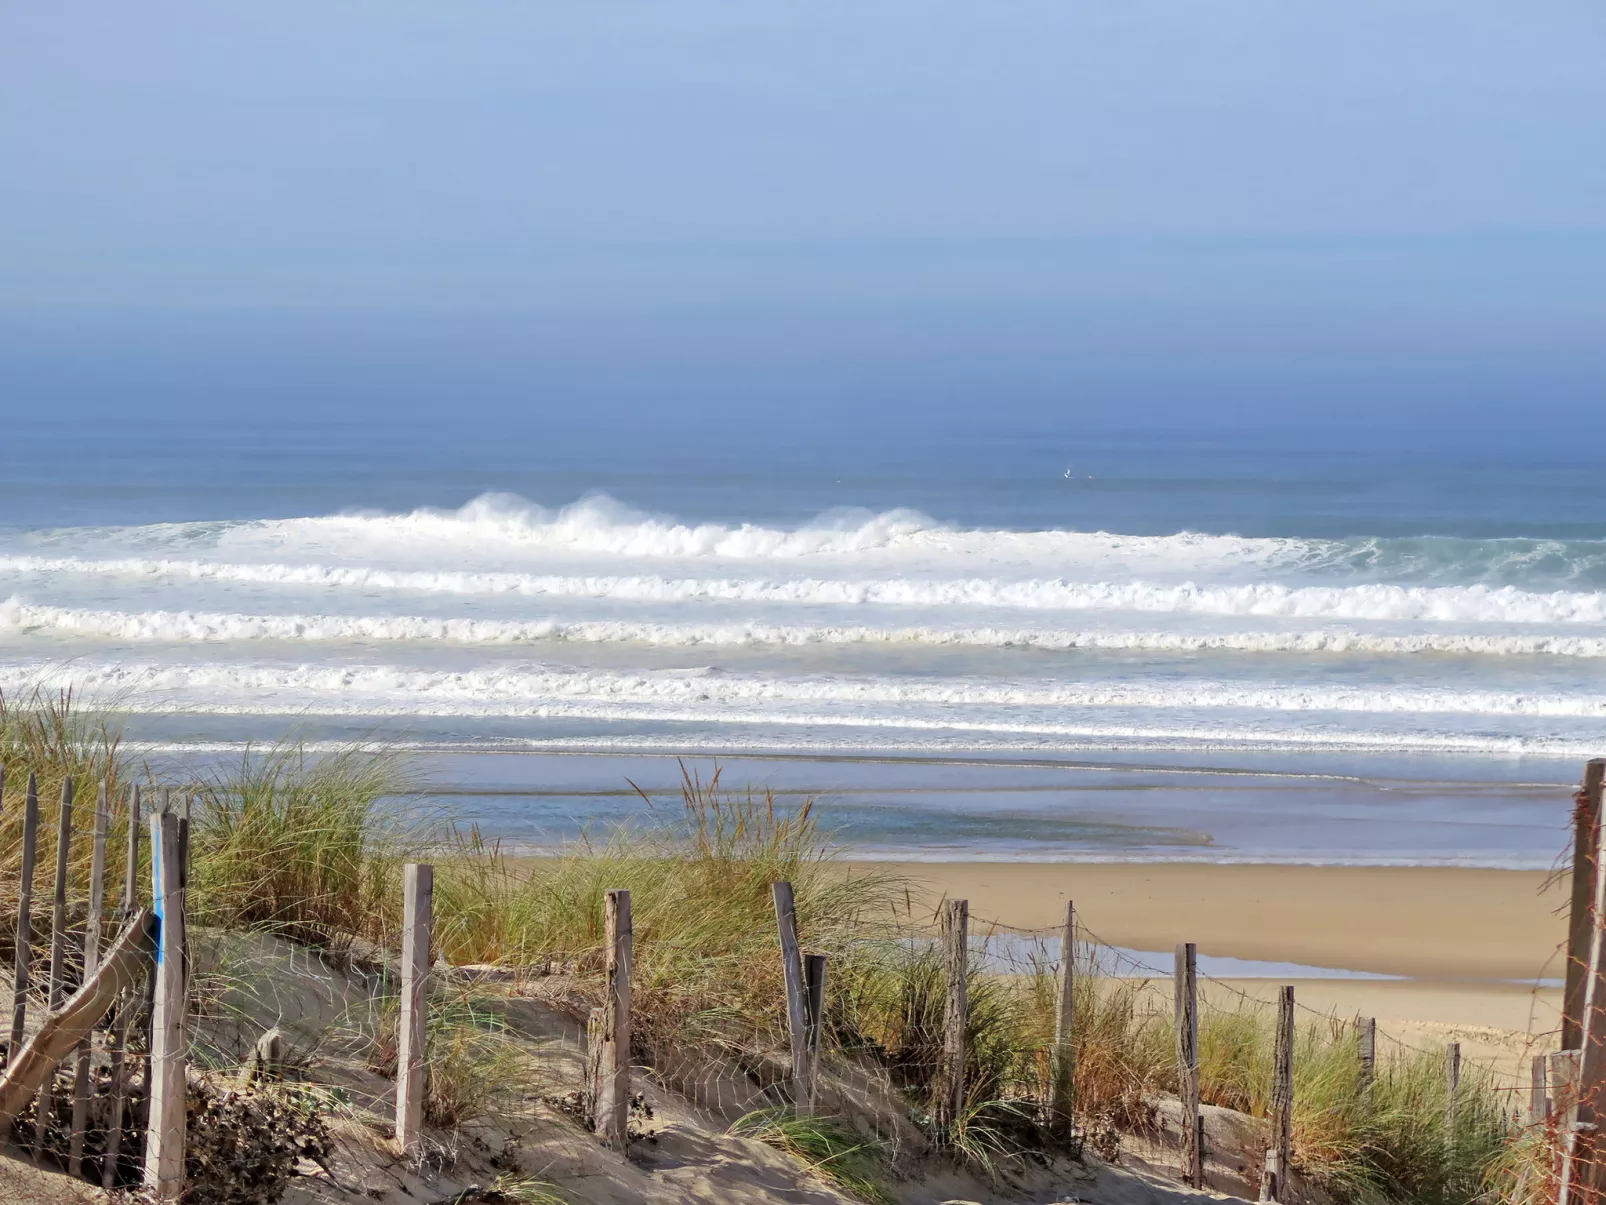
[1,488,1600,864]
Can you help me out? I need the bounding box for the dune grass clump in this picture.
[432,764,902,1050]
[188,739,424,949]
[731,1107,894,1204]
[0,686,130,909]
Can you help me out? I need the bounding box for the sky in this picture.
[3,2,1605,436]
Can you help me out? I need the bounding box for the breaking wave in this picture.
[8,600,1606,657]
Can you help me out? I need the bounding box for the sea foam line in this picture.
[7,599,1606,657]
[4,657,1604,718]
[4,662,1599,756]
[4,560,1606,624]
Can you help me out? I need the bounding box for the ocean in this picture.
[1,400,1600,868]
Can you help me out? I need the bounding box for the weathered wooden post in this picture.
[772,881,813,1109]
[804,952,827,1101]
[395,862,434,1158]
[1554,1049,1582,1133]
[1445,1041,1462,1164]
[1356,1015,1376,1092]
[1565,760,1606,1049]
[1174,942,1204,1188]
[143,808,187,1201]
[1051,899,1077,1134]
[937,899,969,1132]
[34,776,75,1163]
[1533,1054,1552,1125]
[9,771,41,1055]
[1557,759,1606,1205]
[1261,986,1294,1203]
[68,781,111,1176]
[595,888,633,1150]
[103,783,142,1190]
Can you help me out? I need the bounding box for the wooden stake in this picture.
[35,776,74,1164]
[804,952,826,1107]
[103,783,141,1190]
[1562,785,1606,1205]
[1565,760,1606,1049]
[1174,942,1203,1188]
[1445,1042,1461,1157]
[1554,1048,1582,1131]
[772,881,812,1109]
[1533,1054,1552,1125]
[938,899,969,1131]
[1264,986,1294,1203]
[596,888,633,1150]
[1051,899,1076,1133]
[9,771,40,1056]
[395,863,434,1159]
[1356,1015,1376,1091]
[143,810,187,1202]
[68,781,110,1176]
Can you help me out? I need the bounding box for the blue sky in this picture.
[3,2,1604,432]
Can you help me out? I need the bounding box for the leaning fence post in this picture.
[1356,1015,1376,1092]
[143,808,187,1201]
[9,771,41,1057]
[595,888,633,1150]
[34,776,74,1164]
[395,862,434,1158]
[103,783,142,1190]
[772,881,813,1109]
[936,899,969,1133]
[1051,899,1076,1134]
[1174,942,1204,1188]
[68,781,110,1176]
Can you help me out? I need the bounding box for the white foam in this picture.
[6,558,1606,626]
[8,599,1606,658]
[5,656,1602,719]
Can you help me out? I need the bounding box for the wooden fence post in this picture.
[1356,1015,1376,1092]
[143,809,187,1201]
[1051,899,1076,1134]
[1174,942,1203,1188]
[772,881,812,1109]
[1565,760,1606,1049]
[1261,985,1294,1203]
[595,888,633,1150]
[1554,1049,1582,1133]
[804,952,826,1105]
[1445,1041,1461,1163]
[68,781,110,1176]
[34,776,74,1164]
[937,899,969,1132]
[9,771,40,1056]
[395,863,434,1159]
[1563,770,1606,1205]
[103,783,142,1190]
[1533,1054,1552,1125]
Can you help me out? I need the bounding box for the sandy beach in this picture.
[864,861,1567,1077]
